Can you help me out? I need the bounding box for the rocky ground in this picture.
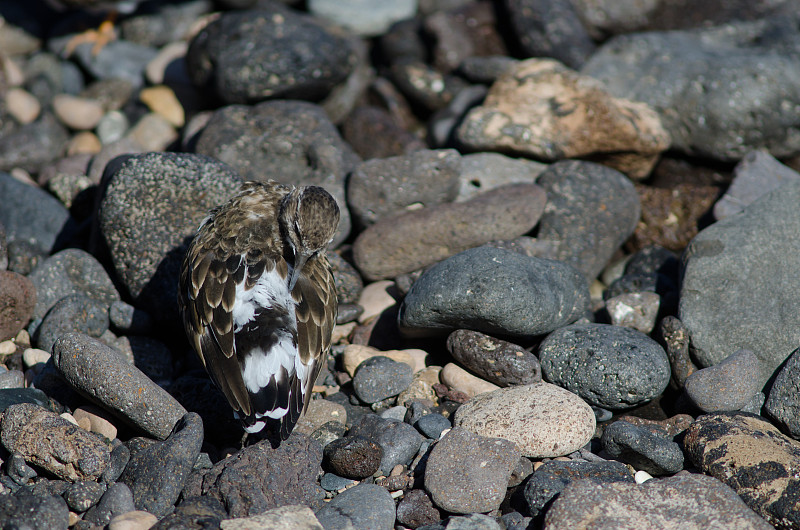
[0,0,800,528]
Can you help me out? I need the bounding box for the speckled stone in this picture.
[601,420,684,476]
[684,349,762,413]
[446,329,541,387]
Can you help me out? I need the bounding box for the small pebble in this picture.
[440,362,500,398]
[601,420,684,476]
[684,349,761,413]
[605,291,661,333]
[352,355,414,404]
[73,405,118,440]
[6,88,41,124]
[52,94,104,130]
[66,131,102,155]
[139,85,185,127]
[22,348,49,368]
[107,510,159,530]
[357,280,398,323]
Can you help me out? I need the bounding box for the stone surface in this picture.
[605,291,661,333]
[457,59,669,179]
[765,347,800,439]
[683,412,800,528]
[424,427,520,514]
[453,382,596,458]
[221,504,323,530]
[0,270,36,342]
[601,420,684,476]
[0,491,70,530]
[399,247,589,338]
[684,349,762,413]
[34,293,109,353]
[440,363,500,398]
[352,355,414,404]
[455,152,546,202]
[347,414,425,476]
[315,483,395,530]
[679,181,800,388]
[396,489,441,529]
[539,323,671,410]
[446,329,541,387]
[323,435,382,480]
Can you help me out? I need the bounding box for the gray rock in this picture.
[424,427,520,514]
[545,472,772,530]
[94,151,242,325]
[323,435,382,480]
[0,491,70,530]
[765,347,800,439]
[52,333,187,440]
[605,291,661,333]
[328,252,363,305]
[0,113,69,175]
[347,149,461,228]
[119,413,204,517]
[0,172,72,254]
[108,300,154,335]
[348,414,425,476]
[523,460,633,518]
[446,329,541,387]
[396,489,441,529]
[601,420,684,476]
[319,472,357,491]
[352,182,546,281]
[535,160,641,281]
[82,482,135,526]
[399,247,589,338]
[443,513,503,530]
[308,0,417,37]
[193,100,356,245]
[315,483,396,530]
[353,356,414,404]
[539,323,671,410]
[684,349,761,413]
[182,434,324,518]
[186,5,357,104]
[71,40,158,89]
[63,481,106,513]
[455,152,546,202]
[0,270,36,343]
[415,413,451,440]
[679,181,800,388]
[714,150,800,220]
[683,412,800,528]
[1,403,110,482]
[34,293,109,353]
[581,17,800,160]
[0,388,52,413]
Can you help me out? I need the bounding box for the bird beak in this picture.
[289,254,308,291]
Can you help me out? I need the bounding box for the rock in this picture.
[601,420,684,476]
[328,252,363,306]
[151,496,226,529]
[456,60,669,179]
[399,247,589,338]
[0,114,69,174]
[220,504,323,530]
[455,152,546,202]
[52,94,104,130]
[108,300,154,336]
[6,88,40,124]
[539,323,671,410]
[446,329,541,387]
[342,344,423,377]
[139,85,184,128]
[353,355,414,404]
[315,483,396,530]
[0,270,36,342]
[765,347,800,439]
[502,0,595,68]
[424,427,520,514]
[108,511,159,530]
[294,399,347,436]
[535,160,642,281]
[94,151,242,325]
[73,405,118,441]
[309,0,417,37]
[605,292,661,333]
[340,105,426,160]
[63,480,106,513]
[83,483,136,527]
[193,100,355,245]
[187,5,358,104]
[714,150,800,220]
[182,434,324,518]
[320,472,356,492]
[70,40,158,89]
[415,413,451,440]
[545,472,773,529]
[347,149,461,228]
[118,413,204,517]
[679,181,800,388]
[453,382,595,458]
[52,333,187,440]
[1,403,110,482]
[396,489,441,529]
[0,172,73,254]
[0,387,54,413]
[684,350,762,413]
[440,363,500,398]
[658,316,697,388]
[0,490,69,529]
[523,460,633,518]
[581,17,800,161]
[323,436,382,480]
[352,182,546,280]
[34,293,109,353]
[347,414,425,476]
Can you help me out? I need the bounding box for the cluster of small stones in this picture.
[1,0,800,529]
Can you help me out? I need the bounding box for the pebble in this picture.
[534,159,642,281]
[396,489,441,529]
[455,152,546,202]
[34,293,109,352]
[320,472,357,492]
[108,300,155,335]
[765,347,800,438]
[684,349,762,413]
[605,291,661,333]
[415,413,451,440]
[658,316,697,388]
[64,480,106,513]
[439,363,500,398]
[523,460,634,518]
[145,41,189,86]
[424,426,520,514]
[601,420,684,476]
[680,180,800,388]
[352,182,546,281]
[0,270,36,342]
[342,344,423,376]
[453,382,596,458]
[347,414,425,476]
[220,504,323,530]
[446,329,541,387]
[399,246,589,338]
[72,405,118,441]
[1,403,110,481]
[96,110,130,144]
[545,472,772,529]
[323,435,383,479]
[294,399,348,436]
[457,59,669,179]
[352,355,414,403]
[309,0,417,37]
[539,323,671,410]
[315,483,396,530]
[66,131,102,155]
[52,93,104,130]
[684,412,800,528]
[52,333,188,440]
[126,112,178,152]
[0,490,70,529]
[83,482,136,527]
[356,281,398,324]
[139,85,185,127]
[107,510,159,530]
[6,87,41,124]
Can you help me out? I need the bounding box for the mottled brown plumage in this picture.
[178,181,339,439]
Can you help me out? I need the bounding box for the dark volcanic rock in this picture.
[446,329,541,387]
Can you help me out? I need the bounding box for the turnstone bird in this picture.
[178,181,339,440]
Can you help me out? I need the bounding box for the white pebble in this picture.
[6,88,41,124]
[22,348,50,368]
[635,470,653,483]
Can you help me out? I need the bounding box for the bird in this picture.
[178,180,340,440]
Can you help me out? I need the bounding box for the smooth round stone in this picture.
[34,293,109,352]
[22,348,50,369]
[96,110,130,144]
[446,329,541,387]
[139,85,185,128]
[424,426,520,514]
[453,382,596,458]
[545,472,773,529]
[108,300,154,335]
[539,323,670,410]
[347,414,425,476]
[765,347,800,438]
[455,152,546,202]
[145,41,188,85]
[126,112,178,152]
[440,363,500,398]
[6,88,41,124]
[605,291,661,333]
[415,413,451,439]
[356,281,397,324]
[66,131,102,155]
[323,436,383,479]
[0,270,36,342]
[52,94,104,130]
[399,247,589,338]
[396,489,441,529]
[315,483,396,530]
[352,356,414,404]
[71,40,158,89]
[107,510,158,530]
[684,349,761,413]
[0,387,53,413]
[309,0,417,36]
[379,406,407,422]
[64,480,106,512]
[82,483,136,527]
[601,420,684,476]
[73,405,118,441]
[319,472,357,492]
